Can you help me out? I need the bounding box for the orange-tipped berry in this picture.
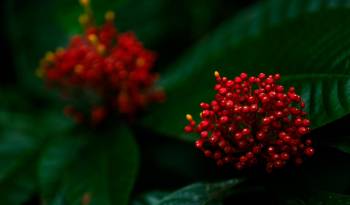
[80,0,89,7]
[39,1,164,125]
[186,114,193,121]
[214,70,220,78]
[105,11,115,21]
[184,71,314,172]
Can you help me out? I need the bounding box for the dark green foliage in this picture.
[142,0,350,141]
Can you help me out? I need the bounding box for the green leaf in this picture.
[308,192,350,205]
[132,191,169,205]
[0,130,38,181]
[37,133,88,200]
[282,192,350,205]
[52,124,139,205]
[0,111,48,204]
[0,108,74,204]
[0,162,37,205]
[0,90,73,204]
[156,179,243,205]
[0,111,46,182]
[142,0,350,139]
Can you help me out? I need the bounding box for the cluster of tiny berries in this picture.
[38,0,164,124]
[184,71,314,172]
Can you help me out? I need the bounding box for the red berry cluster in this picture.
[38,0,164,124]
[184,71,314,172]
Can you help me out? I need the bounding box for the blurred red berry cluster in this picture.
[185,71,314,172]
[38,0,164,124]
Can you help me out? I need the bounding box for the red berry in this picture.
[219,87,227,94]
[226,100,234,108]
[268,146,275,154]
[200,131,208,138]
[235,77,242,83]
[262,117,271,125]
[258,73,266,79]
[240,156,248,162]
[226,80,234,87]
[253,145,262,152]
[200,120,209,128]
[195,140,204,148]
[298,127,308,135]
[184,126,193,133]
[256,132,266,141]
[294,118,303,126]
[250,104,258,111]
[214,151,222,160]
[204,150,212,157]
[303,119,311,126]
[220,116,229,124]
[265,78,274,84]
[235,132,243,140]
[276,85,284,92]
[305,147,315,157]
[274,74,281,80]
[274,160,284,168]
[242,128,251,135]
[240,73,248,79]
[281,152,289,160]
[200,102,210,109]
[249,76,256,83]
[242,106,250,113]
[246,152,254,158]
[306,139,312,146]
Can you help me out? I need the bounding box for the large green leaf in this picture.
[37,133,88,201]
[156,179,243,205]
[50,124,139,205]
[0,110,46,182]
[0,161,37,205]
[0,112,45,204]
[0,102,74,204]
[0,129,38,205]
[0,129,38,181]
[142,0,350,140]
